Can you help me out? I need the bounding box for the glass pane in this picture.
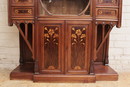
[39,0,90,15]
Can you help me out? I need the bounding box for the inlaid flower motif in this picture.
[44,34,49,38]
[76,29,82,36]
[71,27,86,46]
[71,34,77,38]
[53,34,58,38]
[80,34,86,38]
[48,29,55,36]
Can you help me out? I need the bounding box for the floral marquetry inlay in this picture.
[43,26,60,70]
[71,27,86,46]
[71,26,87,70]
[44,26,59,45]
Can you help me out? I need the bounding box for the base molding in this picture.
[34,74,96,83]
[10,63,118,83]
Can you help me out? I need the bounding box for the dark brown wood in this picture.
[8,0,122,83]
[10,63,118,82]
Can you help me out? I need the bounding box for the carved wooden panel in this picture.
[66,21,91,74]
[12,7,34,17]
[11,0,34,6]
[96,0,118,6]
[39,21,64,74]
[96,8,118,19]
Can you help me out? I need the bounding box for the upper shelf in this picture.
[39,0,90,16]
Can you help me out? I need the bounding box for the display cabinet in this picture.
[8,0,122,83]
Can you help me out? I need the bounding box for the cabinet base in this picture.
[10,63,118,83]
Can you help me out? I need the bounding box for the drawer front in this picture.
[96,8,118,19]
[96,0,118,6]
[12,7,34,17]
[11,0,34,6]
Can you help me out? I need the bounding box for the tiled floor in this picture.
[0,68,130,87]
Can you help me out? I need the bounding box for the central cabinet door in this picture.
[39,21,64,74]
[39,20,91,75]
[65,21,92,75]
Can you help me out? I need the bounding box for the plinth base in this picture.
[10,63,118,83]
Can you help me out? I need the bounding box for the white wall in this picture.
[109,0,130,72]
[0,0,130,72]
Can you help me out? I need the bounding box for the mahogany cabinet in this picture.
[8,0,122,83]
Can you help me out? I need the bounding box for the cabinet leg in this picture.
[19,33,25,65]
[90,60,95,75]
[104,35,109,66]
[34,60,39,74]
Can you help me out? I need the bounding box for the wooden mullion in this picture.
[94,24,97,61]
[32,23,35,59]
[25,23,28,39]
[102,24,105,40]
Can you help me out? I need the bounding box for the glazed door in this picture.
[65,21,92,74]
[39,21,64,74]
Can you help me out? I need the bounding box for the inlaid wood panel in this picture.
[39,21,64,74]
[12,7,34,17]
[96,0,118,6]
[65,21,91,75]
[96,8,118,19]
[11,0,34,6]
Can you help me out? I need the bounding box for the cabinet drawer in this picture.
[96,0,118,6]
[96,8,118,19]
[12,7,34,17]
[11,0,34,6]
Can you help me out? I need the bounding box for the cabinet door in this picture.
[65,21,92,74]
[39,21,64,74]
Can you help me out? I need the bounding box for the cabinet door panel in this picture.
[65,21,91,74]
[39,21,64,74]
